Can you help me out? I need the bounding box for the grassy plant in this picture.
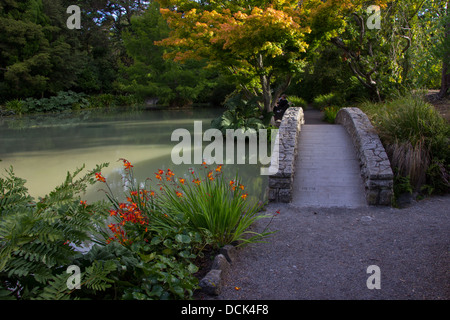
[313,92,343,110]
[288,96,307,108]
[158,164,274,248]
[92,159,277,299]
[359,94,450,194]
[4,99,27,115]
[323,106,341,124]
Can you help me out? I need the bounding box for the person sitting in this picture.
[274,94,289,121]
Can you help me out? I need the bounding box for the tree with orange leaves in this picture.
[155,0,388,116]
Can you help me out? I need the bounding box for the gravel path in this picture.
[214,195,450,300]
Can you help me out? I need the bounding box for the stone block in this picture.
[211,254,230,273]
[199,270,222,295]
[278,189,292,203]
[378,189,394,206]
[220,245,237,263]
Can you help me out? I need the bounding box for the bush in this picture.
[288,96,307,108]
[99,159,274,250]
[313,92,344,110]
[4,99,26,115]
[323,106,341,124]
[211,93,270,133]
[359,94,450,194]
[0,163,111,299]
[21,91,90,114]
[0,159,277,300]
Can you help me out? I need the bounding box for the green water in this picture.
[0,107,268,204]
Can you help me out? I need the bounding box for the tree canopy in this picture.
[155,0,392,112]
[0,0,448,108]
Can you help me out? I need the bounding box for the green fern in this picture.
[82,260,116,292]
[0,163,110,299]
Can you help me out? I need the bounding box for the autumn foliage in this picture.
[155,0,389,113]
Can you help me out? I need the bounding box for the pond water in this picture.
[0,107,269,204]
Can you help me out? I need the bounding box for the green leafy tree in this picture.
[118,1,216,107]
[0,0,54,99]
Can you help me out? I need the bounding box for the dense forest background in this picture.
[0,0,448,109]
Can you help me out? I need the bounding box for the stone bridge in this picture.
[267,106,394,207]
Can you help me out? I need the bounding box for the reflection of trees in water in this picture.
[0,107,223,153]
[1,106,268,203]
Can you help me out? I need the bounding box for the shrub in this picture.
[323,106,341,124]
[211,93,269,133]
[0,163,112,299]
[4,99,27,115]
[90,159,276,299]
[313,92,344,110]
[99,159,274,250]
[156,163,274,248]
[359,94,450,194]
[0,159,277,300]
[288,96,307,108]
[22,91,90,114]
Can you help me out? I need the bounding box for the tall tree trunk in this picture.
[257,54,272,113]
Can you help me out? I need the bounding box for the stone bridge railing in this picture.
[267,106,394,206]
[267,107,304,203]
[335,107,394,205]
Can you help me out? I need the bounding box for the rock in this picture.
[211,254,230,273]
[220,245,237,264]
[199,269,222,295]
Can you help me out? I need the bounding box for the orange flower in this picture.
[130,191,138,196]
[158,169,164,175]
[123,161,133,170]
[119,158,133,169]
[239,185,245,190]
[166,169,175,177]
[155,174,162,181]
[229,180,235,186]
[215,165,222,172]
[193,178,201,185]
[176,191,183,198]
[150,191,155,196]
[109,209,117,216]
[241,193,248,200]
[207,171,214,181]
[95,172,106,183]
[179,178,185,184]
[80,200,87,207]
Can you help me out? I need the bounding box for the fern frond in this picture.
[82,260,116,292]
[35,272,73,300]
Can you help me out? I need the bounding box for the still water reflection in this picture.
[0,107,268,204]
